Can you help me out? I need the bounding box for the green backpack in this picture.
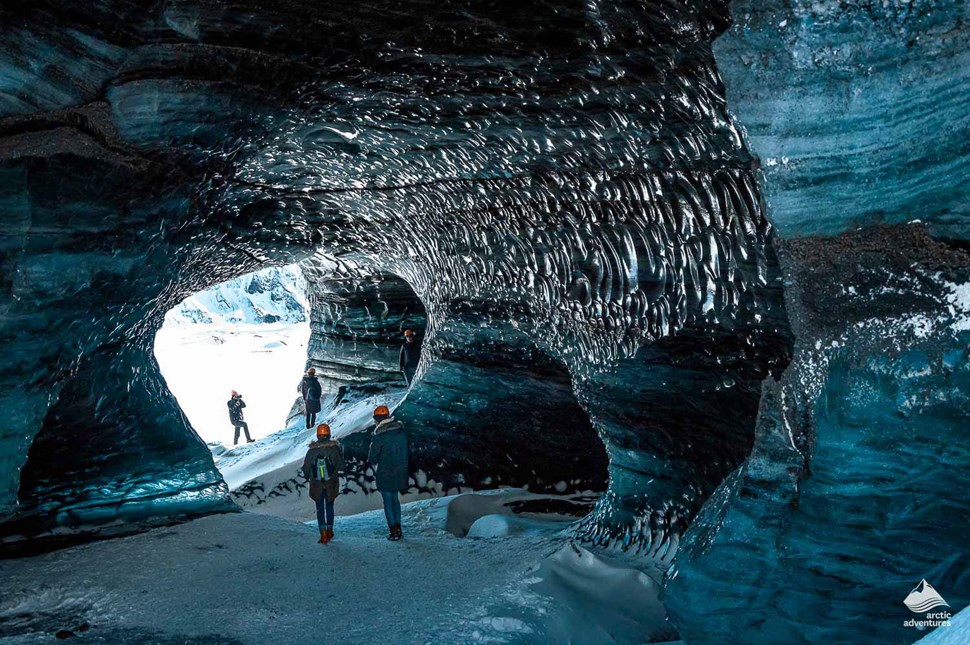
[315,454,336,481]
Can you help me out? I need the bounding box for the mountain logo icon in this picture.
[904,580,950,614]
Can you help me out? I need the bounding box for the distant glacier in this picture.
[165,265,308,326]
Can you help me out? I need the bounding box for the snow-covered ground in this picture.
[0,494,675,644]
[213,384,399,486]
[154,322,310,444]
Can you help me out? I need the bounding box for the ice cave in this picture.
[0,0,968,643]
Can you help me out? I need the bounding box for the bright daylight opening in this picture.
[154,264,310,447]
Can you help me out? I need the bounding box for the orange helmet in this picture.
[373,405,390,417]
[316,423,331,437]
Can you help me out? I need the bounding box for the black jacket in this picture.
[367,417,409,492]
[298,375,323,414]
[400,340,421,371]
[227,397,246,423]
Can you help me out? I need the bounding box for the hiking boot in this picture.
[326,528,334,542]
[395,524,403,540]
[318,530,327,544]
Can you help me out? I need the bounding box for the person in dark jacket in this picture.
[227,390,253,445]
[399,329,421,385]
[301,423,345,544]
[298,367,323,429]
[367,404,409,540]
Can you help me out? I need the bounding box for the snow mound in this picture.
[467,514,516,538]
[525,543,674,643]
[446,489,594,539]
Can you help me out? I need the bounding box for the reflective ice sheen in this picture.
[1,3,968,643]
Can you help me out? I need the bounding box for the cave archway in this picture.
[335,320,612,503]
[153,264,311,447]
[227,263,610,521]
[0,0,797,562]
[293,265,429,423]
[10,261,319,542]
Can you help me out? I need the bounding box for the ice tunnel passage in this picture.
[227,259,610,517]
[0,0,794,554]
[3,1,970,642]
[298,265,429,406]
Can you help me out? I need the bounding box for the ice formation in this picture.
[1,0,792,545]
[0,0,967,642]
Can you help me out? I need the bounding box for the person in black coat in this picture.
[298,367,323,429]
[368,404,409,541]
[399,329,421,385]
[227,390,253,445]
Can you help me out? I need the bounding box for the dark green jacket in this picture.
[367,418,409,492]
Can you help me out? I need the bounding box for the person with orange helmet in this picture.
[367,404,409,540]
[301,423,344,544]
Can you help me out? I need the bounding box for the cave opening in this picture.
[298,267,430,421]
[153,264,311,447]
[151,262,436,487]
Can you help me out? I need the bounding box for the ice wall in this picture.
[299,263,427,401]
[660,1,970,640]
[0,154,241,545]
[0,0,792,549]
[714,0,970,239]
[667,225,969,643]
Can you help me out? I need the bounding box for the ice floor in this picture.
[0,495,674,644]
